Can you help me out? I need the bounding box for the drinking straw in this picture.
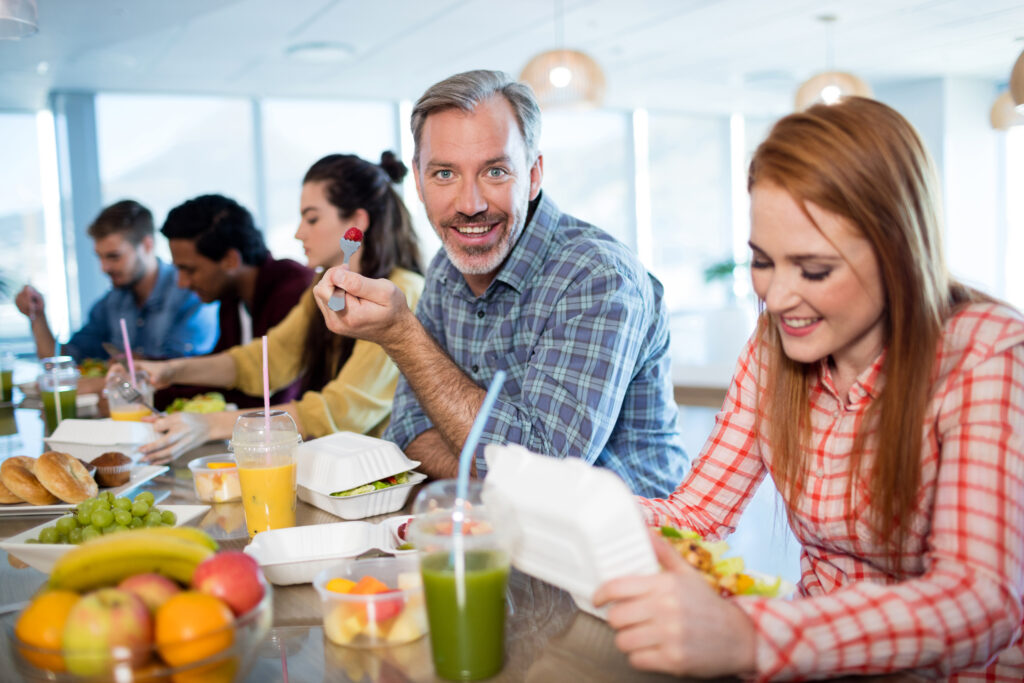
[52,365,62,424]
[261,335,271,446]
[55,340,61,358]
[118,318,137,388]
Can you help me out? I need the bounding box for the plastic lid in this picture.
[230,410,300,447]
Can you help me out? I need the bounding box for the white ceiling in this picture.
[0,0,1022,115]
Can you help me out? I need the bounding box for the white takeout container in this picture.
[295,431,420,494]
[297,471,427,520]
[45,418,156,462]
[482,444,659,618]
[243,515,415,585]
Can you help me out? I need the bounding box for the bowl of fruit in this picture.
[7,527,272,682]
[313,555,427,648]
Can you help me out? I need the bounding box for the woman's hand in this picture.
[138,412,213,465]
[592,532,758,678]
[106,359,176,389]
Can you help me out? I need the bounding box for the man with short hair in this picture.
[160,194,313,407]
[313,70,687,497]
[15,199,217,362]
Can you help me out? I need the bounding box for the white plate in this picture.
[297,471,426,520]
[0,504,209,573]
[0,464,168,516]
[244,515,415,585]
[295,431,420,495]
[482,444,659,619]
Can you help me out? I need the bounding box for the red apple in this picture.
[62,588,152,676]
[192,551,265,616]
[118,573,182,613]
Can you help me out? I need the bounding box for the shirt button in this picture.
[471,364,479,373]
[476,310,485,318]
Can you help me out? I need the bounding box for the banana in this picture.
[132,525,219,551]
[49,528,215,592]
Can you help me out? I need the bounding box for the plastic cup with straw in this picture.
[410,370,513,680]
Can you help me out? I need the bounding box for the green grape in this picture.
[113,496,132,511]
[92,498,111,512]
[56,516,77,535]
[129,516,144,529]
[38,527,58,544]
[131,500,150,517]
[112,524,130,533]
[68,527,84,544]
[113,509,132,526]
[134,491,155,506]
[144,510,163,527]
[57,532,69,544]
[90,508,114,528]
[25,538,38,544]
[160,510,177,526]
[76,508,92,525]
[101,491,115,504]
[81,526,100,542]
[77,499,95,516]
[101,524,118,535]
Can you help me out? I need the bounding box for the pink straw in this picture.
[261,335,270,444]
[118,318,137,388]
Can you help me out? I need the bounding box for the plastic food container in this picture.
[244,516,414,585]
[294,432,423,519]
[482,443,660,618]
[188,454,242,503]
[45,418,156,462]
[313,555,427,647]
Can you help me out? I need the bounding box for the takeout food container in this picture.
[482,443,660,618]
[243,516,414,585]
[313,555,427,648]
[188,455,242,503]
[6,576,273,682]
[45,418,155,463]
[294,432,422,520]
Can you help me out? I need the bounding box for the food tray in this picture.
[298,471,426,520]
[244,515,415,585]
[0,504,209,573]
[295,431,419,495]
[482,444,659,618]
[45,418,156,462]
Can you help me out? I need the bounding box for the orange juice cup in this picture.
[105,370,154,421]
[231,410,301,538]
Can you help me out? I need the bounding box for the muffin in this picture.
[90,451,133,487]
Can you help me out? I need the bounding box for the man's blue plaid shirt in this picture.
[384,192,688,497]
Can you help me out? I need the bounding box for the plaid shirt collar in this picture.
[439,191,556,301]
[816,348,887,405]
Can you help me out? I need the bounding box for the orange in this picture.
[14,590,81,671]
[325,577,356,594]
[155,591,234,668]
[206,463,234,470]
[350,575,389,595]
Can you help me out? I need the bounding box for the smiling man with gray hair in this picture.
[313,69,687,497]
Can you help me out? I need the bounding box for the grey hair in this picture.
[410,69,541,165]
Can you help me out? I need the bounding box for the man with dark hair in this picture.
[159,194,313,407]
[313,70,688,497]
[15,199,218,362]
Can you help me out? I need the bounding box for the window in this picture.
[95,94,257,259]
[260,99,400,263]
[0,112,59,349]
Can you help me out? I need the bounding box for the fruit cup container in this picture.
[313,555,428,648]
[188,454,242,504]
[6,579,273,682]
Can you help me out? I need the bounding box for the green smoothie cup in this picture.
[0,351,14,403]
[38,356,79,433]
[410,480,516,681]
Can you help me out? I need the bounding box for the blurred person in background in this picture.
[157,193,313,409]
[118,153,423,464]
[15,199,217,365]
[313,70,687,498]
[594,97,1024,681]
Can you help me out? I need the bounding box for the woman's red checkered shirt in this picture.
[641,302,1024,681]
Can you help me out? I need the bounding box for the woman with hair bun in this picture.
[594,98,1024,681]
[128,152,424,464]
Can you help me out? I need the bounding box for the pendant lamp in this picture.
[794,15,871,111]
[990,91,1024,130]
[0,0,37,39]
[1010,48,1024,106]
[520,0,605,109]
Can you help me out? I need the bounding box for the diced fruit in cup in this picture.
[326,577,356,594]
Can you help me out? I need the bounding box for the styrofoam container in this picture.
[295,431,420,496]
[482,443,659,618]
[45,418,156,462]
[298,471,427,520]
[243,515,415,585]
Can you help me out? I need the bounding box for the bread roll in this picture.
[0,476,23,504]
[36,451,99,503]
[0,456,58,505]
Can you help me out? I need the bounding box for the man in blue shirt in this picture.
[313,70,687,497]
[15,199,218,363]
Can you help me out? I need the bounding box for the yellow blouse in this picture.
[226,267,423,438]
